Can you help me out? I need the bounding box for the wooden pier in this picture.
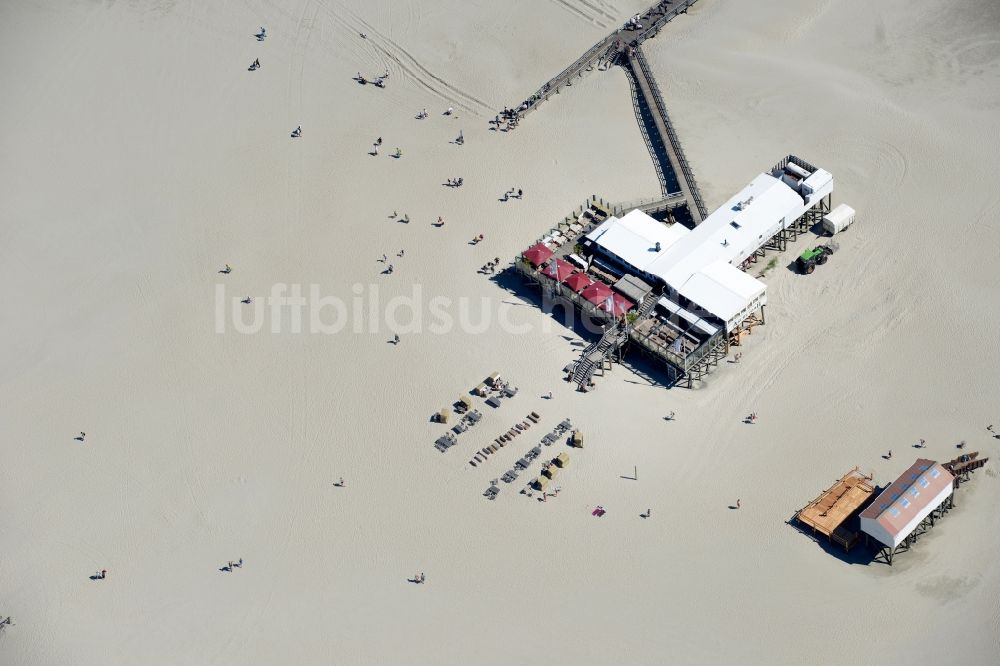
[622,44,707,222]
[509,0,707,225]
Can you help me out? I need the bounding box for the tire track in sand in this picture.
[311,0,494,116]
[545,0,614,29]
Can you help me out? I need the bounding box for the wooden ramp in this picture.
[943,452,989,486]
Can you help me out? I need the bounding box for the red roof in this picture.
[541,258,574,282]
[599,293,634,317]
[860,459,954,543]
[523,243,554,267]
[581,281,614,307]
[563,272,593,293]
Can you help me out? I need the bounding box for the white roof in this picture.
[650,173,803,288]
[677,261,766,325]
[697,261,766,302]
[657,297,719,336]
[585,209,689,274]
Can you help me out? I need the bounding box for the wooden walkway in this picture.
[623,45,707,222]
[509,0,707,224]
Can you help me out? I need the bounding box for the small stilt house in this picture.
[859,459,954,565]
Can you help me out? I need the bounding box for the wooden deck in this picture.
[796,468,875,540]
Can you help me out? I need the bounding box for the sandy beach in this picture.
[2,0,999,663]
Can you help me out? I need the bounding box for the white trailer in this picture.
[822,204,856,235]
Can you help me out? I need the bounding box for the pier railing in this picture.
[609,193,687,216]
[631,46,708,219]
[624,63,670,197]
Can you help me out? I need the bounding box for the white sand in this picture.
[2,0,999,663]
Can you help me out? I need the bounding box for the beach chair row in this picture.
[469,412,541,467]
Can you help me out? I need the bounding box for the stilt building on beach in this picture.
[859,459,955,566]
[515,155,833,388]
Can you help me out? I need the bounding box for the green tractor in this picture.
[796,242,838,274]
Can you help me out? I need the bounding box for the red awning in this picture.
[522,243,554,267]
[599,293,635,317]
[563,272,594,293]
[581,281,613,306]
[542,258,574,282]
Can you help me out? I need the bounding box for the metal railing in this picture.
[624,63,670,197]
[609,192,686,215]
[632,46,708,219]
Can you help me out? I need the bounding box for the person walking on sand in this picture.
[238,558,243,568]
[736,499,741,509]
[393,334,400,344]
[372,143,378,155]
[420,573,426,583]
[887,449,892,459]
